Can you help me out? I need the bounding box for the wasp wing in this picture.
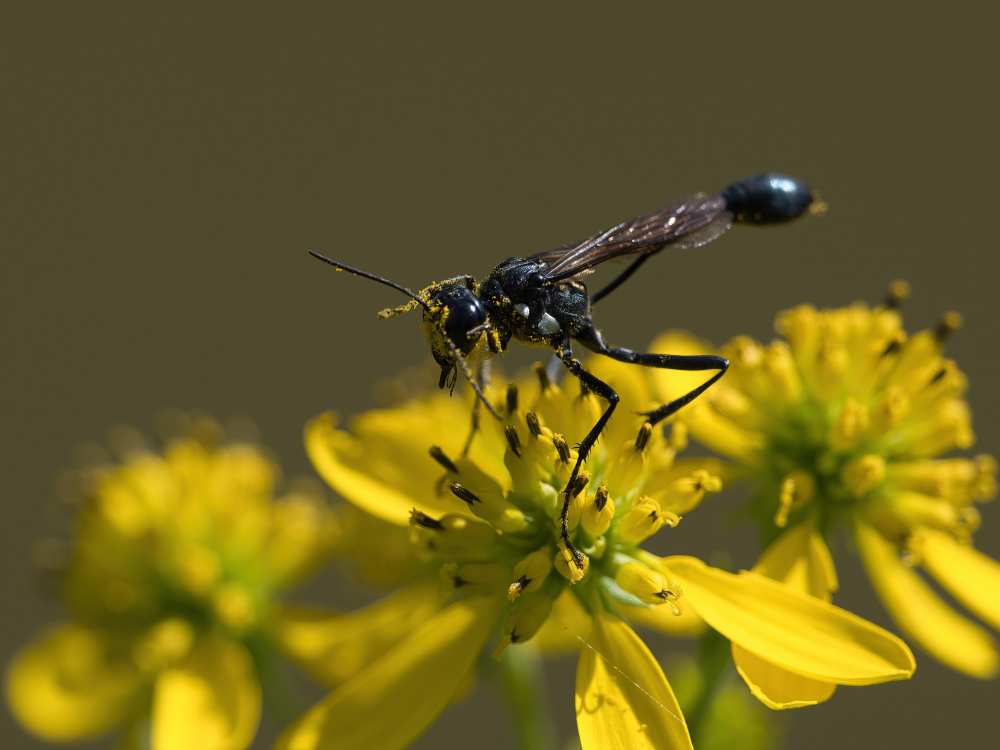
[530,194,731,282]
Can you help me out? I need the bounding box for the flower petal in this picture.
[531,589,593,651]
[731,522,840,708]
[5,624,139,741]
[663,556,914,684]
[731,646,836,710]
[646,332,762,462]
[856,522,998,678]
[275,595,502,750]
[617,599,706,638]
[576,611,692,750]
[305,411,471,525]
[272,581,446,687]
[917,526,1000,631]
[151,637,261,750]
[752,520,838,602]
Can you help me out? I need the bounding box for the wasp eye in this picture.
[443,295,487,354]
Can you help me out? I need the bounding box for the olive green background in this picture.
[3,3,999,749]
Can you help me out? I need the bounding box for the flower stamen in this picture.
[504,425,522,457]
[429,445,458,473]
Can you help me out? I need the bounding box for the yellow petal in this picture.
[647,332,769,461]
[856,522,998,678]
[532,589,593,651]
[152,637,261,750]
[753,520,838,602]
[576,611,692,750]
[617,597,706,638]
[917,527,1000,631]
[732,645,836,709]
[663,556,914,684]
[732,522,840,708]
[5,624,139,741]
[305,411,468,525]
[272,581,446,687]
[276,595,502,750]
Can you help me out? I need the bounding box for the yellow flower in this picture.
[651,288,1000,686]
[6,419,341,749]
[285,359,914,750]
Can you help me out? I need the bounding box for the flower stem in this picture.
[686,628,732,746]
[252,637,310,730]
[494,646,558,750]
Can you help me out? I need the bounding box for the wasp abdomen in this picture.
[721,173,814,224]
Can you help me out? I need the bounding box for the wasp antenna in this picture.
[434,321,502,421]
[308,251,430,312]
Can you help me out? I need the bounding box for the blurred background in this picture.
[3,3,998,748]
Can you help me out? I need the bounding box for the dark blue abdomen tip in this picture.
[721,173,814,224]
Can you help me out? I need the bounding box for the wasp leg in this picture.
[555,336,619,568]
[578,326,729,425]
[590,255,651,304]
[461,360,491,457]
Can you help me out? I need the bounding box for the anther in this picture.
[928,362,953,385]
[553,434,571,463]
[507,575,529,600]
[635,422,653,451]
[447,481,481,506]
[429,445,458,473]
[934,311,963,342]
[884,280,911,309]
[409,509,444,530]
[532,362,551,391]
[594,485,609,511]
[504,425,522,457]
[526,411,542,437]
[506,384,519,414]
[567,470,591,499]
[881,332,906,358]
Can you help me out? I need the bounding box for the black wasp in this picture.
[310,173,818,566]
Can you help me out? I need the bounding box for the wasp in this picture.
[310,173,818,566]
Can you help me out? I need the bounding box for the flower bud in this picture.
[409,510,499,559]
[492,592,555,659]
[508,548,553,601]
[617,497,667,544]
[441,562,510,596]
[842,454,886,498]
[615,562,684,613]
[581,486,614,537]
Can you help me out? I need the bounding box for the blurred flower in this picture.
[652,286,1000,687]
[6,417,341,749]
[284,360,914,750]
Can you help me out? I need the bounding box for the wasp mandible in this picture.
[310,173,819,566]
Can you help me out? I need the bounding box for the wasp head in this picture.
[422,284,490,391]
